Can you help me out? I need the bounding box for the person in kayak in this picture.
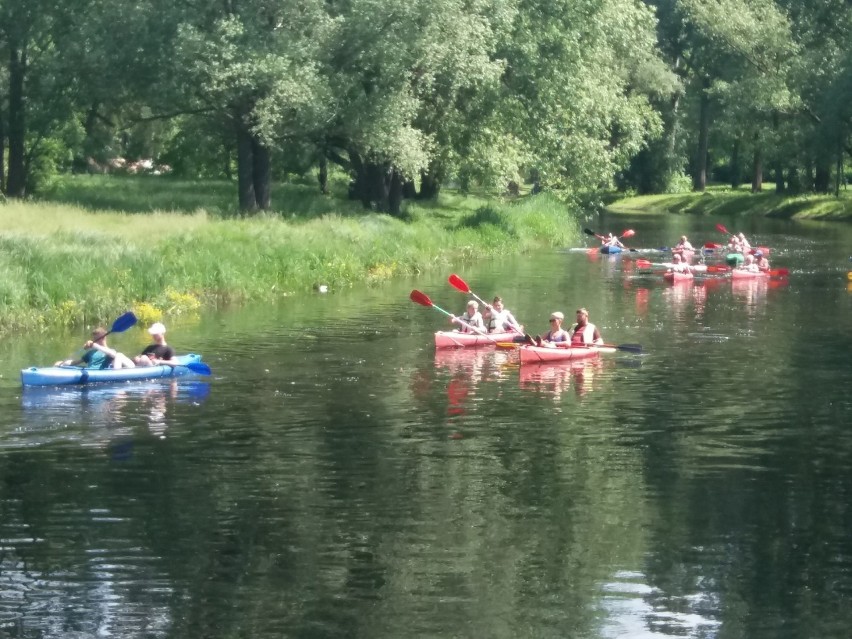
[754,250,770,272]
[673,235,694,256]
[484,296,522,333]
[134,322,179,366]
[737,254,761,273]
[533,311,570,347]
[568,308,604,346]
[450,300,485,334]
[667,252,692,274]
[602,233,624,249]
[54,327,135,369]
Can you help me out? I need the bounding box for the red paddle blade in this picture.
[409,290,433,307]
[621,229,636,239]
[770,268,789,277]
[715,223,730,236]
[636,259,652,268]
[447,274,471,294]
[706,265,730,273]
[586,247,599,254]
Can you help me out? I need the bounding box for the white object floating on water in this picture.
[316,284,329,293]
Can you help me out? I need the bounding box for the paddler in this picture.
[673,235,694,253]
[754,251,770,273]
[602,233,624,249]
[530,311,570,347]
[568,308,604,346]
[55,326,135,369]
[667,252,692,274]
[450,300,485,334]
[484,296,522,334]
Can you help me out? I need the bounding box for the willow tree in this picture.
[174,1,332,212]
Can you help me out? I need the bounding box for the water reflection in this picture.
[519,358,605,400]
[12,380,211,451]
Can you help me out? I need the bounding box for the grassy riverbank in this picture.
[0,175,582,334]
[605,185,852,221]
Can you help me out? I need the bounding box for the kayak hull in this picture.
[434,330,519,348]
[21,354,204,387]
[600,245,623,255]
[730,269,768,280]
[519,344,603,364]
[664,271,695,282]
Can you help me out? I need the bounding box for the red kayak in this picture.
[518,344,610,364]
[663,271,694,283]
[434,330,519,348]
[730,269,768,280]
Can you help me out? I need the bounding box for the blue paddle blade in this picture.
[110,311,138,334]
[185,361,212,376]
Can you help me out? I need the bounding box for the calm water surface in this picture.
[1,215,851,638]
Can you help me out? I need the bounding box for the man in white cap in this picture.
[134,322,178,367]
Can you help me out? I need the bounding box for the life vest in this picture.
[488,309,512,331]
[570,322,599,345]
[459,311,484,333]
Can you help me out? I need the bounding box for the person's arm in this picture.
[592,327,604,345]
[150,347,180,366]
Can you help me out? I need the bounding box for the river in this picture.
[1,213,851,638]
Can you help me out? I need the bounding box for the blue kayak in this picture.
[600,245,623,254]
[21,354,205,387]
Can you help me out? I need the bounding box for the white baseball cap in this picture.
[147,322,166,335]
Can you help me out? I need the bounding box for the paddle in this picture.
[447,274,523,335]
[716,222,732,237]
[768,268,789,277]
[409,289,497,341]
[104,311,138,337]
[184,361,212,375]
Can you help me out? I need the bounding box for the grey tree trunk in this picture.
[6,40,27,197]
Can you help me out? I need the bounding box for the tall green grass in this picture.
[0,178,583,333]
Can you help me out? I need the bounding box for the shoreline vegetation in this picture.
[605,185,852,221]
[0,175,582,335]
[4,176,851,335]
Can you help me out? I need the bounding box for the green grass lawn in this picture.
[606,184,852,221]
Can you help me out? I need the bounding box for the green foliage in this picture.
[0,181,584,333]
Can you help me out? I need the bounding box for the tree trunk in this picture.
[347,149,371,207]
[730,139,740,189]
[252,137,271,210]
[6,41,28,198]
[0,100,5,193]
[786,166,801,195]
[692,77,710,192]
[388,169,403,217]
[318,155,328,194]
[772,111,784,194]
[402,178,417,199]
[365,161,390,211]
[236,123,257,213]
[836,147,843,197]
[751,132,763,193]
[814,161,830,193]
[419,168,441,199]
